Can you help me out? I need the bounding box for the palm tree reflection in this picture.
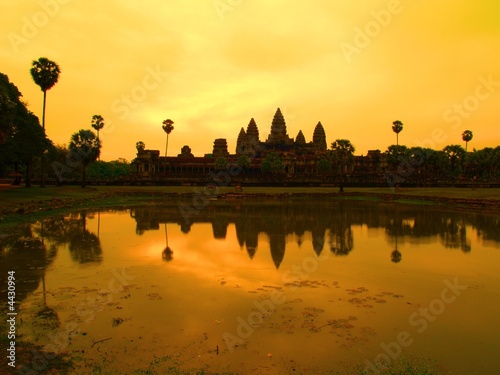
[329,203,353,256]
[68,213,102,264]
[162,223,173,261]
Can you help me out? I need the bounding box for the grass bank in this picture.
[0,185,499,227]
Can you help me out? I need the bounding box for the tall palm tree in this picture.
[162,119,174,173]
[30,57,61,187]
[462,130,473,152]
[331,139,355,193]
[461,130,473,178]
[91,115,105,161]
[91,115,105,141]
[392,120,403,146]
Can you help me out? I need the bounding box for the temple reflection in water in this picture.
[127,200,497,268]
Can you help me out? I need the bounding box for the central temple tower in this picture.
[266,108,293,145]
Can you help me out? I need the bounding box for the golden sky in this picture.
[1,0,499,161]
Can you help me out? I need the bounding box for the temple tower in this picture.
[312,122,327,151]
[246,118,259,143]
[295,130,306,145]
[238,118,260,156]
[212,138,229,158]
[266,108,293,145]
[236,127,246,154]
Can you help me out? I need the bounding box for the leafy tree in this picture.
[237,154,251,171]
[215,157,228,171]
[462,130,473,152]
[30,57,60,186]
[0,73,18,144]
[261,152,284,176]
[136,141,145,153]
[87,159,130,180]
[68,129,101,188]
[317,158,332,182]
[10,112,51,187]
[392,120,403,146]
[385,145,409,173]
[0,73,51,186]
[331,139,355,193]
[443,144,465,182]
[47,144,77,185]
[467,147,500,180]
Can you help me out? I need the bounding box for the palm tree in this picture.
[91,116,104,172]
[331,139,355,193]
[162,119,174,173]
[462,130,473,152]
[162,119,174,157]
[443,144,466,182]
[30,57,61,187]
[392,120,403,146]
[91,115,105,141]
[461,130,473,179]
[68,129,101,188]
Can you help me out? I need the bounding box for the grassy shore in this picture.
[0,185,499,226]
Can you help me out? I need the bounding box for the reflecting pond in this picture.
[1,200,500,374]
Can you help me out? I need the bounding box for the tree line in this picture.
[0,58,127,187]
[1,59,499,189]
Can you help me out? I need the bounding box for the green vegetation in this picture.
[331,139,355,193]
[261,152,284,175]
[0,72,51,187]
[68,129,101,187]
[215,156,228,171]
[1,186,499,229]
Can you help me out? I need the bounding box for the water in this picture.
[1,199,499,374]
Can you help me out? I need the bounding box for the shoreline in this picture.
[1,186,499,227]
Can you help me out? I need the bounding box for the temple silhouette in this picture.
[132,108,384,184]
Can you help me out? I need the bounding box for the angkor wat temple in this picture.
[132,108,385,185]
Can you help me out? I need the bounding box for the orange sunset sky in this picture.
[1,0,499,162]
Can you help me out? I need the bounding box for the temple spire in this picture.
[266,108,293,144]
[236,127,246,154]
[312,121,327,151]
[295,130,306,144]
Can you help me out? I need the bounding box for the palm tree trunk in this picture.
[40,90,47,187]
[164,134,169,174]
[82,165,87,188]
[165,134,169,157]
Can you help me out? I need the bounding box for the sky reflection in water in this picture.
[1,200,499,374]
